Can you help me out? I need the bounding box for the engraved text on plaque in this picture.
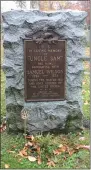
[24,40,66,101]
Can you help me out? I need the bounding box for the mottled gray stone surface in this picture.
[2,10,87,134]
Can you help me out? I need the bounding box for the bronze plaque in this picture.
[24,40,66,101]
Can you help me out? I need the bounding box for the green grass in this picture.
[1,45,6,118]
[1,70,6,118]
[1,45,90,169]
[82,61,90,119]
[1,130,90,169]
[62,150,90,169]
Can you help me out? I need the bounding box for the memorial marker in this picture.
[2,10,87,134]
[24,40,66,101]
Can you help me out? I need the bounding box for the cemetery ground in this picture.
[1,46,90,169]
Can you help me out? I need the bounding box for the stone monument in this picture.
[2,10,87,134]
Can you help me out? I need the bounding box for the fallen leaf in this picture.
[0,127,3,133]
[28,156,36,162]
[30,144,40,153]
[36,146,41,154]
[63,156,67,160]
[47,159,55,167]
[82,90,86,94]
[60,145,67,152]
[7,150,16,154]
[84,101,89,105]
[25,135,34,141]
[18,149,28,157]
[63,146,74,156]
[25,142,33,148]
[53,145,67,155]
[77,132,82,136]
[0,124,6,133]
[53,149,60,155]
[82,81,86,85]
[37,155,42,165]
[21,149,28,156]
[79,137,85,141]
[3,125,6,130]
[18,158,22,162]
[18,151,24,157]
[27,141,33,147]
[76,145,90,151]
[11,145,16,148]
[68,149,75,156]
[58,144,63,148]
[5,164,10,169]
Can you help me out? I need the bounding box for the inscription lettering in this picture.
[28,56,47,61]
[24,40,66,101]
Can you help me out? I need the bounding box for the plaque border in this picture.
[24,40,66,102]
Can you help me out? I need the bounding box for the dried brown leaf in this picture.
[37,155,42,165]
[36,146,41,154]
[68,149,75,156]
[18,151,24,157]
[18,149,28,157]
[47,160,55,167]
[76,145,90,151]
[21,149,28,156]
[53,149,60,155]
[0,125,6,133]
[7,150,16,154]
[63,156,67,160]
[11,145,16,148]
[53,145,67,155]
[28,141,33,146]
[25,135,34,141]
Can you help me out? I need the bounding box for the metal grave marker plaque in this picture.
[24,40,66,101]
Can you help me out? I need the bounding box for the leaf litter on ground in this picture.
[6,134,90,167]
[47,157,56,167]
[76,145,90,151]
[37,155,42,165]
[16,135,41,163]
[0,121,6,133]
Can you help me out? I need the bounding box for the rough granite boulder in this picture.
[2,10,87,134]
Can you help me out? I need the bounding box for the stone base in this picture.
[2,10,87,134]
[6,100,83,135]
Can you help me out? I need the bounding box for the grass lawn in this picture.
[1,45,6,119]
[1,131,90,169]
[82,61,90,119]
[1,45,90,169]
